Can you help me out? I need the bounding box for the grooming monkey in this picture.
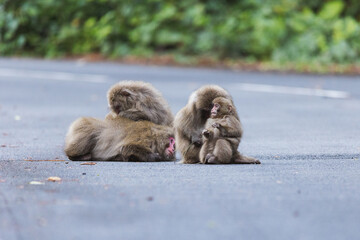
[64,116,175,161]
[200,97,242,164]
[106,81,174,126]
[174,85,260,164]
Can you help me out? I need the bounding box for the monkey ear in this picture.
[228,105,233,113]
[120,89,131,97]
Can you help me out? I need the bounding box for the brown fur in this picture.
[64,116,175,162]
[200,97,243,164]
[174,85,260,164]
[106,80,174,126]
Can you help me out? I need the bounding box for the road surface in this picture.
[1,57,360,240]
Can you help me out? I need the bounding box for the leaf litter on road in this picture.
[80,162,97,165]
[47,177,62,182]
[29,181,45,185]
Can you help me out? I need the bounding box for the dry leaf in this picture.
[80,162,96,165]
[29,181,45,185]
[47,177,61,182]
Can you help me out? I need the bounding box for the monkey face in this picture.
[165,137,176,159]
[211,97,233,118]
[211,103,220,117]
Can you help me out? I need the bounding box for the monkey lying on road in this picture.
[64,116,175,162]
[106,81,174,126]
[200,97,243,164]
[174,85,260,164]
[65,80,175,162]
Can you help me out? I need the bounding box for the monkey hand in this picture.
[202,129,211,138]
[148,152,162,162]
[191,135,203,147]
[211,122,221,129]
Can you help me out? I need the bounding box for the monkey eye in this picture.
[169,137,175,144]
[214,103,220,108]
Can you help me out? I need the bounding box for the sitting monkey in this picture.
[199,97,244,164]
[64,116,175,162]
[174,85,259,164]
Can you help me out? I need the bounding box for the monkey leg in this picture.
[176,135,201,164]
[64,117,100,160]
[233,152,261,164]
[199,141,211,164]
[120,144,162,162]
[181,143,201,164]
[208,139,232,164]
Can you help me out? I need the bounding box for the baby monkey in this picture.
[199,97,243,164]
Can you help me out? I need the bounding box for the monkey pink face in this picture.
[211,103,220,117]
[165,137,176,157]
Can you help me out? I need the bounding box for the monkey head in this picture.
[107,81,160,114]
[158,136,176,161]
[107,86,135,114]
[211,97,234,118]
[188,85,232,121]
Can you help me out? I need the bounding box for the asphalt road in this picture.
[0,57,360,240]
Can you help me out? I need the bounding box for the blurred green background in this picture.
[1,0,360,65]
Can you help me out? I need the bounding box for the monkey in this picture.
[106,80,174,126]
[64,116,176,162]
[199,97,243,164]
[174,85,260,164]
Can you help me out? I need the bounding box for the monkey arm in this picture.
[214,117,243,138]
[176,118,202,146]
[175,129,202,164]
[174,108,203,164]
[190,134,203,146]
[120,144,161,162]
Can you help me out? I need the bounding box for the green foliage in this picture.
[0,0,360,63]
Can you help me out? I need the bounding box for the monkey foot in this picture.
[205,154,218,164]
[68,154,92,161]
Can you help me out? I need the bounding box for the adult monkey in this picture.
[64,116,175,162]
[174,85,260,164]
[65,80,175,161]
[106,81,174,126]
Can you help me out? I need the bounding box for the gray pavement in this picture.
[0,57,360,240]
